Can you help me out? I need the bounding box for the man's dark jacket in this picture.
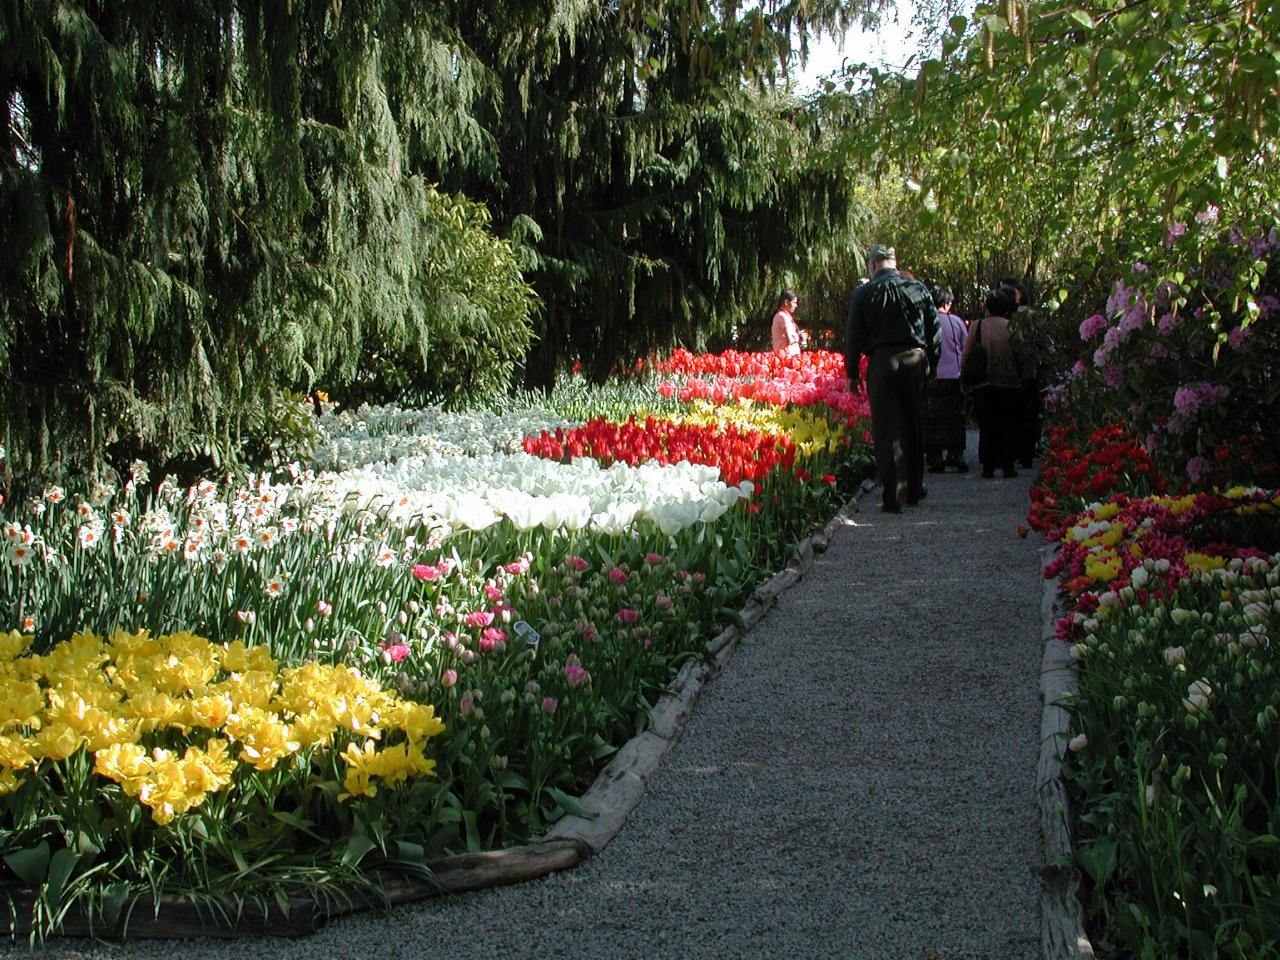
[844,268,941,375]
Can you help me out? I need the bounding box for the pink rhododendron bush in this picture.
[0,351,872,935]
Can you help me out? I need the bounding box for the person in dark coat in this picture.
[845,244,941,514]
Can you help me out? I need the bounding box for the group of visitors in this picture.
[836,243,1041,514]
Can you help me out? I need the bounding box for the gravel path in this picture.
[14,440,1045,960]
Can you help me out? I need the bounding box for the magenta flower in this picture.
[441,668,458,688]
[540,696,558,714]
[564,554,588,571]
[1185,456,1211,484]
[506,557,531,574]
[615,608,639,623]
[565,663,591,686]
[485,583,504,601]
[412,563,442,581]
[608,567,630,583]
[644,552,666,566]
[383,642,410,663]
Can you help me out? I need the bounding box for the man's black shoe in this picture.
[905,487,928,505]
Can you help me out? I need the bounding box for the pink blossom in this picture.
[1194,204,1220,227]
[1226,326,1251,351]
[564,554,588,572]
[1101,365,1124,389]
[485,584,504,601]
[608,567,630,583]
[505,557,530,575]
[316,600,333,617]
[1078,314,1109,341]
[383,642,410,663]
[658,380,676,398]
[441,668,457,688]
[1106,280,1136,317]
[1165,221,1187,246]
[615,608,639,623]
[644,552,666,566]
[1132,261,1149,274]
[540,696,558,714]
[463,610,495,628]
[1186,456,1211,484]
[437,558,455,575]
[479,627,507,652]
[412,563,442,581]
[1156,313,1178,335]
[565,663,591,686]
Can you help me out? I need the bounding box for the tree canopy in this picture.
[2,0,887,479]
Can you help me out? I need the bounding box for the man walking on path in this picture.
[844,244,941,513]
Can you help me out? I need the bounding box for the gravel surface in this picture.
[12,438,1045,960]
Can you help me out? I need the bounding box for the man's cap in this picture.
[868,244,896,263]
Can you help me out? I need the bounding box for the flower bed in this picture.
[1038,428,1280,956]
[1059,555,1280,957]
[0,350,871,935]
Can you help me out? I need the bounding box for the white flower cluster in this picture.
[311,405,575,471]
[315,451,754,537]
[3,405,757,576]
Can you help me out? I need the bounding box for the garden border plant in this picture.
[2,485,870,940]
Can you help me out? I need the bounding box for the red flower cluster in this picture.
[1028,423,1168,538]
[651,352,870,430]
[656,348,847,380]
[522,416,796,487]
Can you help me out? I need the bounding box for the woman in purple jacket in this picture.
[924,284,970,473]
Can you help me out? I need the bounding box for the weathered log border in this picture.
[1038,544,1097,960]
[7,485,871,940]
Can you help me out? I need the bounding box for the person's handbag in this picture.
[960,319,988,387]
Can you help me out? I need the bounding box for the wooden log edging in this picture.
[17,494,863,941]
[1038,544,1097,960]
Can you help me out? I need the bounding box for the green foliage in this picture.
[419,1,881,388]
[0,2,535,482]
[1063,560,1280,958]
[820,0,1280,338]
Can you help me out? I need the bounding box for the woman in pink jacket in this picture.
[770,291,803,356]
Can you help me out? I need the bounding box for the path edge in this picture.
[1038,544,1097,960]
